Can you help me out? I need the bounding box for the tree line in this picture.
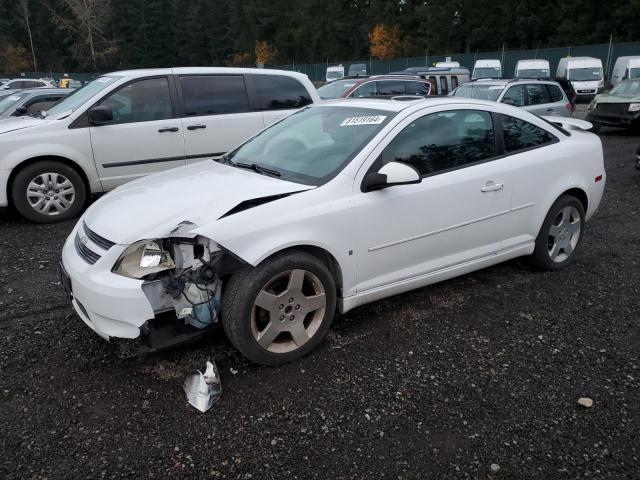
[1,0,640,74]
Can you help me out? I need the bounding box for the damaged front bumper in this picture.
[61,222,225,352]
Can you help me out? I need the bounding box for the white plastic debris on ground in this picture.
[183,360,222,412]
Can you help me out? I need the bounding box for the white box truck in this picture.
[514,59,551,79]
[556,57,604,100]
[610,56,640,87]
[472,59,502,79]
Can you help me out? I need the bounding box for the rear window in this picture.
[252,75,312,110]
[181,75,249,116]
[404,81,430,95]
[376,81,404,95]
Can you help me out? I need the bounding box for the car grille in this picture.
[83,222,115,250]
[596,103,628,115]
[75,233,101,264]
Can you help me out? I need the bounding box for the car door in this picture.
[178,74,264,164]
[90,76,185,190]
[522,83,553,116]
[544,84,570,116]
[353,108,513,293]
[247,74,314,129]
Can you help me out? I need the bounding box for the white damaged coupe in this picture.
[61,98,606,365]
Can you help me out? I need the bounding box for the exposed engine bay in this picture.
[124,235,245,352]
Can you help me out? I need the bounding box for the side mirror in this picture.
[88,105,113,125]
[13,106,28,116]
[362,161,421,192]
[502,99,516,106]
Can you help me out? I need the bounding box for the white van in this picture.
[325,65,345,83]
[515,59,551,79]
[472,59,502,79]
[556,57,604,100]
[0,67,320,223]
[611,56,640,87]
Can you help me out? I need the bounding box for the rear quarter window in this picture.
[252,75,312,110]
[501,114,557,153]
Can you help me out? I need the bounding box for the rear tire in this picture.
[10,160,86,223]
[528,195,585,271]
[221,250,336,366]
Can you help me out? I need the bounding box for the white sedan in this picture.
[61,98,606,365]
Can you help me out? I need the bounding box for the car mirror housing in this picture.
[13,106,28,116]
[362,161,421,192]
[88,106,113,125]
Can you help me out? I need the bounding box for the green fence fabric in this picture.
[273,42,640,82]
[4,42,640,84]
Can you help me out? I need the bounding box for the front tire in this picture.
[221,251,336,366]
[10,160,86,223]
[585,114,601,133]
[528,195,585,271]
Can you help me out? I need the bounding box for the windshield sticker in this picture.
[7,95,20,101]
[340,115,387,126]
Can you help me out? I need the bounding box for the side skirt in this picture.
[338,243,534,314]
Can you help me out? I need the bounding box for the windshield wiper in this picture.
[234,161,282,178]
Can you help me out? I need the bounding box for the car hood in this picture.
[594,93,640,104]
[0,116,51,133]
[83,160,314,245]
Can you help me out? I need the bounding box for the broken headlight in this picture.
[112,240,175,279]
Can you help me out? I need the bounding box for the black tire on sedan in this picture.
[221,250,336,366]
[11,160,86,223]
[529,194,585,271]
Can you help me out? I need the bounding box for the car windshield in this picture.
[568,67,602,81]
[326,71,344,80]
[317,80,358,99]
[629,68,640,79]
[516,68,550,79]
[473,67,501,79]
[0,92,26,115]
[44,76,121,118]
[225,106,395,186]
[453,83,504,101]
[610,79,640,97]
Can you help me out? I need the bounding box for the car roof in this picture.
[465,78,557,86]
[12,88,70,95]
[315,97,509,113]
[103,67,311,81]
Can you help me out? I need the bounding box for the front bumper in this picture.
[587,110,640,127]
[61,222,155,340]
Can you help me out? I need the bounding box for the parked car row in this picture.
[0,77,83,90]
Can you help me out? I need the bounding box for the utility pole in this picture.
[19,0,38,72]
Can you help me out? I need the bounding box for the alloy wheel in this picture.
[251,269,327,354]
[548,206,581,263]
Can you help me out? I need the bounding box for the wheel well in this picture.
[562,187,588,212]
[272,245,344,296]
[7,156,91,205]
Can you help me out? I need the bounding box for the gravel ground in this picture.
[1,117,639,479]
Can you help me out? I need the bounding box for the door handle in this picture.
[158,127,179,133]
[187,124,206,131]
[546,108,554,112]
[481,182,504,193]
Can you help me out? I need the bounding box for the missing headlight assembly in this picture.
[121,235,245,353]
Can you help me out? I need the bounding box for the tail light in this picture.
[566,102,574,113]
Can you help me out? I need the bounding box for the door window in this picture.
[439,77,449,95]
[501,115,556,153]
[376,81,405,95]
[351,81,377,97]
[501,85,526,107]
[451,76,459,89]
[545,84,564,102]
[404,81,430,95]
[252,74,312,110]
[524,84,548,105]
[99,77,173,124]
[381,110,496,176]
[181,75,249,116]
